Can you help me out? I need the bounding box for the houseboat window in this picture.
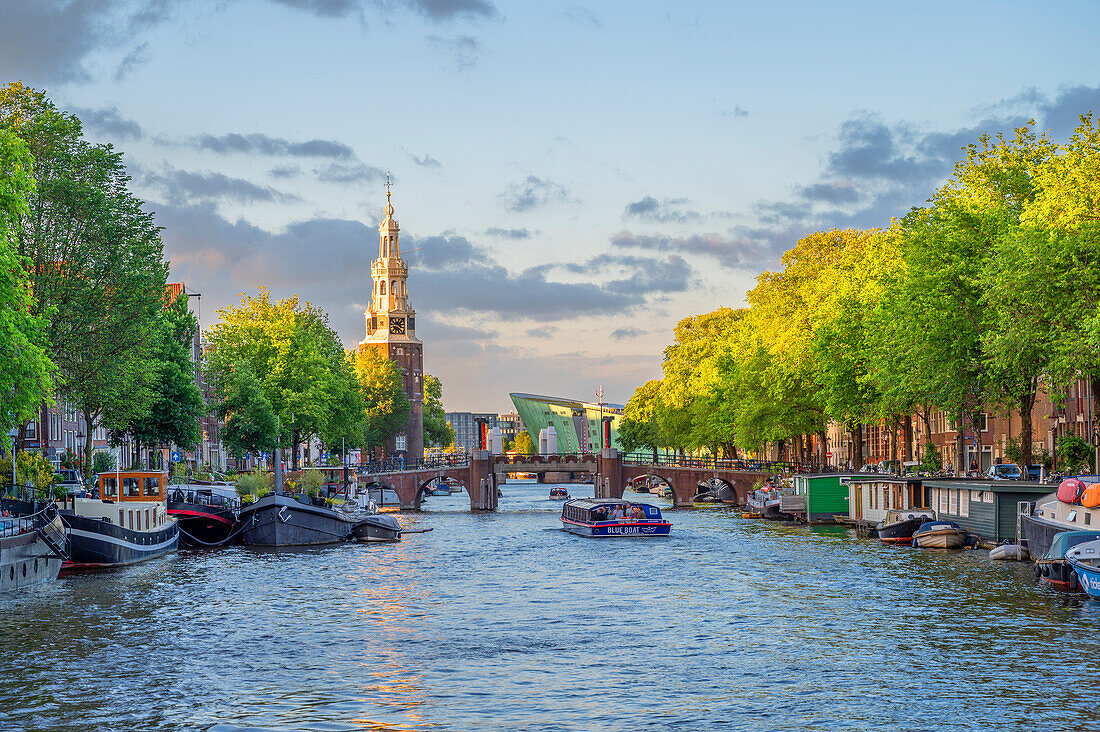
[103,478,118,497]
[136,511,141,530]
[119,509,124,526]
[1086,513,1091,526]
[959,490,969,518]
[146,509,151,527]
[1068,510,1078,523]
[938,490,949,515]
[124,478,140,497]
[144,477,159,497]
[128,511,134,530]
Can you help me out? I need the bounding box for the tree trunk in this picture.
[292,429,301,470]
[955,410,967,474]
[1020,381,1036,470]
[83,412,94,485]
[903,415,914,462]
[850,424,863,470]
[776,439,785,464]
[817,429,828,467]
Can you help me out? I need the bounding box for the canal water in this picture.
[2,480,1098,731]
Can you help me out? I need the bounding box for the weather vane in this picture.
[385,171,393,195]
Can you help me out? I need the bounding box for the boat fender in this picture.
[1069,570,1080,593]
[1033,563,1041,579]
[1041,564,1050,577]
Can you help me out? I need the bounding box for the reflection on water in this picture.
[2,479,1098,731]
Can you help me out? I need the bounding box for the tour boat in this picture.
[167,484,239,547]
[0,497,67,590]
[1065,539,1100,599]
[876,508,936,545]
[1021,478,1100,560]
[912,520,966,549]
[549,487,569,500]
[238,492,359,546]
[560,498,672,538]
[1034,530,1100,591]
[58,471,179,567]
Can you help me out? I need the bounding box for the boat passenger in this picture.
[611,506,625,520]
[631,506,646,521]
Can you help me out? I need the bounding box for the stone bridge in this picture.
[372,450,769,511]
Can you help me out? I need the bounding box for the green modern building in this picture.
[509,393,625,455]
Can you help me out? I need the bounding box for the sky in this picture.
[3,0,1100,412]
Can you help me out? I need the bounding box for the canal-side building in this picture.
[358,184,424,462]
[445,412,498,454]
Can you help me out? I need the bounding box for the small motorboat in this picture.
[560,498,671,538]
[1065,539,1100,599]
[1035,530,1100,591]
[351,513,404,543]
[742,511,763,519]
[549,487,569,500]
[430,486,450,496]
[876,508,936,545]
[912,520,966,549]
[746,484,784,518]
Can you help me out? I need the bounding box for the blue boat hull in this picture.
[562,520,671,538]
[1071,560,1100,599]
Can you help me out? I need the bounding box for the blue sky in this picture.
[3,0,1100,411]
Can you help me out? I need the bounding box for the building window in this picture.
[396,435,407,451]
[380,281,386,295]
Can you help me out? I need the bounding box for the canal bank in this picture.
[1,480,1096,731]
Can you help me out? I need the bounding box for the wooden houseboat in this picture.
[0,496,67,590]
[789,473,863,522]
[922,480,1051,546]
[59,471,179,567]
[843,476,935,543]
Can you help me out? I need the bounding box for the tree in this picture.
[216,365,278,459]
[108,291,205,478]
[513,430,535,454]
[620,379,665,456]
[422,373,454,448]
[205,289,367,469]
[354,347,410,454]
[1,83,168,464]
[0,127,53,433]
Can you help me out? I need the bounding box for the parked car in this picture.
[987,463,1022,480]
[1026,464,1045,481]
[53,469,86,495]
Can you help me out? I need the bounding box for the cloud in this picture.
[114,42,150,80]
[427,33,481,70]
[564,5,600,26]
[485,227,532,239]
[611,327,645,340]
[269,0,363,17]
[718,106,749,119]
[314,160,387,183]
[499,175,572,212]
[269,164,302,179]
[526,325,559,339]
[143,166,302,205]
[402,0,498,21]
[72,106,144,141]
[797,182,860,205]
[611,230,773,269]
[623,195,701,223]
[565,253,693,294]
[407,151,443,168]
[188,132,356,159]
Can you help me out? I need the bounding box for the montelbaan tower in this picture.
[360,179,424,461]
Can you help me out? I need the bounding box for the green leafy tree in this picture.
[109,292,205,479]
[0,127,54,433]
[423,373,454,448]
[354,347,410,454]
[206,289,366,468]
[513,430,535,454]
[216,364,278,459]
[1058,434,1094,473]
[0,83,168,473]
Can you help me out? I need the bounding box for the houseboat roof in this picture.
[843,475,923,484]
[799,472,864,479]
[922,479,1053,493]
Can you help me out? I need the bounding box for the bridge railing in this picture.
[619,453,832,474]
[492,452,595,464]
[356,455,471,475]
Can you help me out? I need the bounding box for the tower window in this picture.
[380,281,386,295]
